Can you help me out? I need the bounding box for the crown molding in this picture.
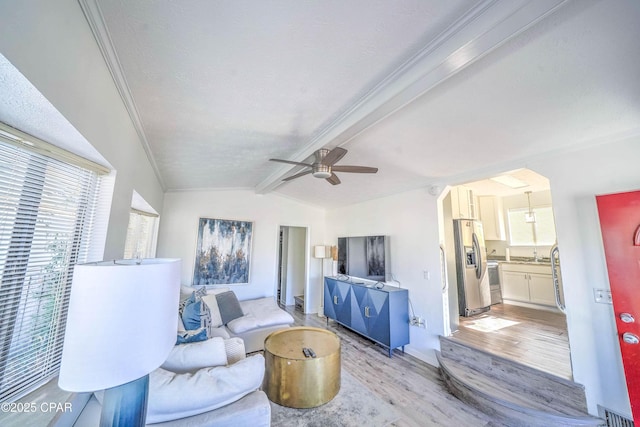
[256,0,569,195]
[78,0,166,190]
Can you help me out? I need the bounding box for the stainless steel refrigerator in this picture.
[453,219,491,317]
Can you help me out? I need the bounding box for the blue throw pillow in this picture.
[176,328,208,345]
[181,299,203,331]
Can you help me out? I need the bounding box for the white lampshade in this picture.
[58,258,181,392]
[314,245,327,259]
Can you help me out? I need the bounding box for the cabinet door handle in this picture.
[334,295,338,305]
[364,306,370,317]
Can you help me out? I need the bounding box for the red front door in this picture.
[597,190,640,423]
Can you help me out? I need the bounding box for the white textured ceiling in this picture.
[90,0,639,205]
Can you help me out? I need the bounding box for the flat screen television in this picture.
[337,235,390,282]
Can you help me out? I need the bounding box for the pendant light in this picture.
[524,191,536,223]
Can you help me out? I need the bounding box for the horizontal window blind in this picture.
[123,210,158,259]
[0,139,100,402]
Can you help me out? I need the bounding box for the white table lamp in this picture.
[58,258,181,426]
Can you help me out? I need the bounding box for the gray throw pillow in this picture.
[215,291,244,325]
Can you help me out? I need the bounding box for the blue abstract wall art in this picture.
[193,218,253,285]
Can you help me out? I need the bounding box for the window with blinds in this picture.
[0,140,101,402]
[123,209,159,259]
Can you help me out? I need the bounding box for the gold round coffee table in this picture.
[263,326,341,408]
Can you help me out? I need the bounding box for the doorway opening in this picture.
[276,226,308,309]
[440,168,572,379]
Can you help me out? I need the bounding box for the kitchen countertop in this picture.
[487,256,551,266]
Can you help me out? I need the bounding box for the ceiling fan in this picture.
[269,147,378,185]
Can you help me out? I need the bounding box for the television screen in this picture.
[337,235,389,281]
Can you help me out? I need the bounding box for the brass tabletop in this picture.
[263,326,341,408]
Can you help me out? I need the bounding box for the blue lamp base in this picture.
[100,375,149,427]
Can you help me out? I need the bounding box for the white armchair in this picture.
[71,338,270,427]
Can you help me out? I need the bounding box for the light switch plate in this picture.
[594,288,612,304]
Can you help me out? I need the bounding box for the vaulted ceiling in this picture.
[72,1,640,204]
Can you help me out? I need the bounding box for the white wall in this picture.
[529,136,640,418]
[157,190,325,303]
[325,187,443,365]
[0,0,164,259]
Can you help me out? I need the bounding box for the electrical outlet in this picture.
[594,288,612,304]
[410,316,426,328]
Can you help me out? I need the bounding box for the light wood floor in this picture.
[452,303,572,379]
[284,305,500,427]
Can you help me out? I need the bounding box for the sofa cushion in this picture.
[216,291,244,325]
[227,297,294,334]
[161,337,228,374]
[200,294,223,328]
[147,354,265,424]
[208,326,231,339]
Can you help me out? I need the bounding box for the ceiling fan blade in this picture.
[321,147,348,166]
[269,158,313,167]
[282,170,313,182]
[326,173,341,185]
[331,165,378,174]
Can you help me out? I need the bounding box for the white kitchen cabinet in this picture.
[500,263,555,307]
[478,196,506,240]
[528,273,556,306]
[451,186,477,219]
[501,271,530,301]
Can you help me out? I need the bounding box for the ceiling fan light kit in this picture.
[270,147,377,186]
[312,163,332,179]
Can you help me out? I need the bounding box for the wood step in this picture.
[440,336,588,414]
[437,337,605,426]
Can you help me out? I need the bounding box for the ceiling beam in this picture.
[255,0,569,195]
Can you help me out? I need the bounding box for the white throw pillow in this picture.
[200,294,224,328]
[147,354,265,424]
[161,337,228,374]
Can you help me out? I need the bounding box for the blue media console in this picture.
[324,277,409,357]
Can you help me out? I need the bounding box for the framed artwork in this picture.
[193,218,253,285]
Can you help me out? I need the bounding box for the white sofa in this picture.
[70,337,271,427]
[180,286,295,353]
